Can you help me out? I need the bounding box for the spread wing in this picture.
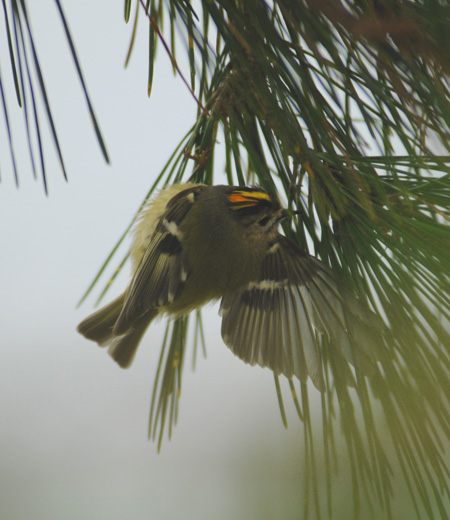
[220,235,385,391]
[113,186,202,334]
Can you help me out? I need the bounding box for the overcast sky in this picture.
[0,3,308,519]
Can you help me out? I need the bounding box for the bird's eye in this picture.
[258,216,270,227]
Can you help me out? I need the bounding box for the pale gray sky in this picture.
[0,3,305,519]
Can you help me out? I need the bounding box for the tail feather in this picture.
[77,294,125,346]
[107,310,158,368]
[77,293,157,368]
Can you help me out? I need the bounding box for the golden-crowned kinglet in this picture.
[78,183,382,390]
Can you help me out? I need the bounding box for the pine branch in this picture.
[79,1,450,517]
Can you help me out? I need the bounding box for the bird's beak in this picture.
[278,209,289,222]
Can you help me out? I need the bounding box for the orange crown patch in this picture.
[228,189,271,209]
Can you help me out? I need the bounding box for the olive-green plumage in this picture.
[78,184,283,369]
[78,184,384,389]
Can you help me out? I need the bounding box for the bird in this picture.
[77,183,384,391]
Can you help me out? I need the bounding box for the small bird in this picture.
[77,183,383,390]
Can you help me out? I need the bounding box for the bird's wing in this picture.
[220,235,385,391]
[114,185,202,334]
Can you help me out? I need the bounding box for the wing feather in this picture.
[220,235,384,390]
[114,187,201,334]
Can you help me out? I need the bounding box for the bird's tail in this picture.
[77,294,125,346]
[77,293,157,368]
